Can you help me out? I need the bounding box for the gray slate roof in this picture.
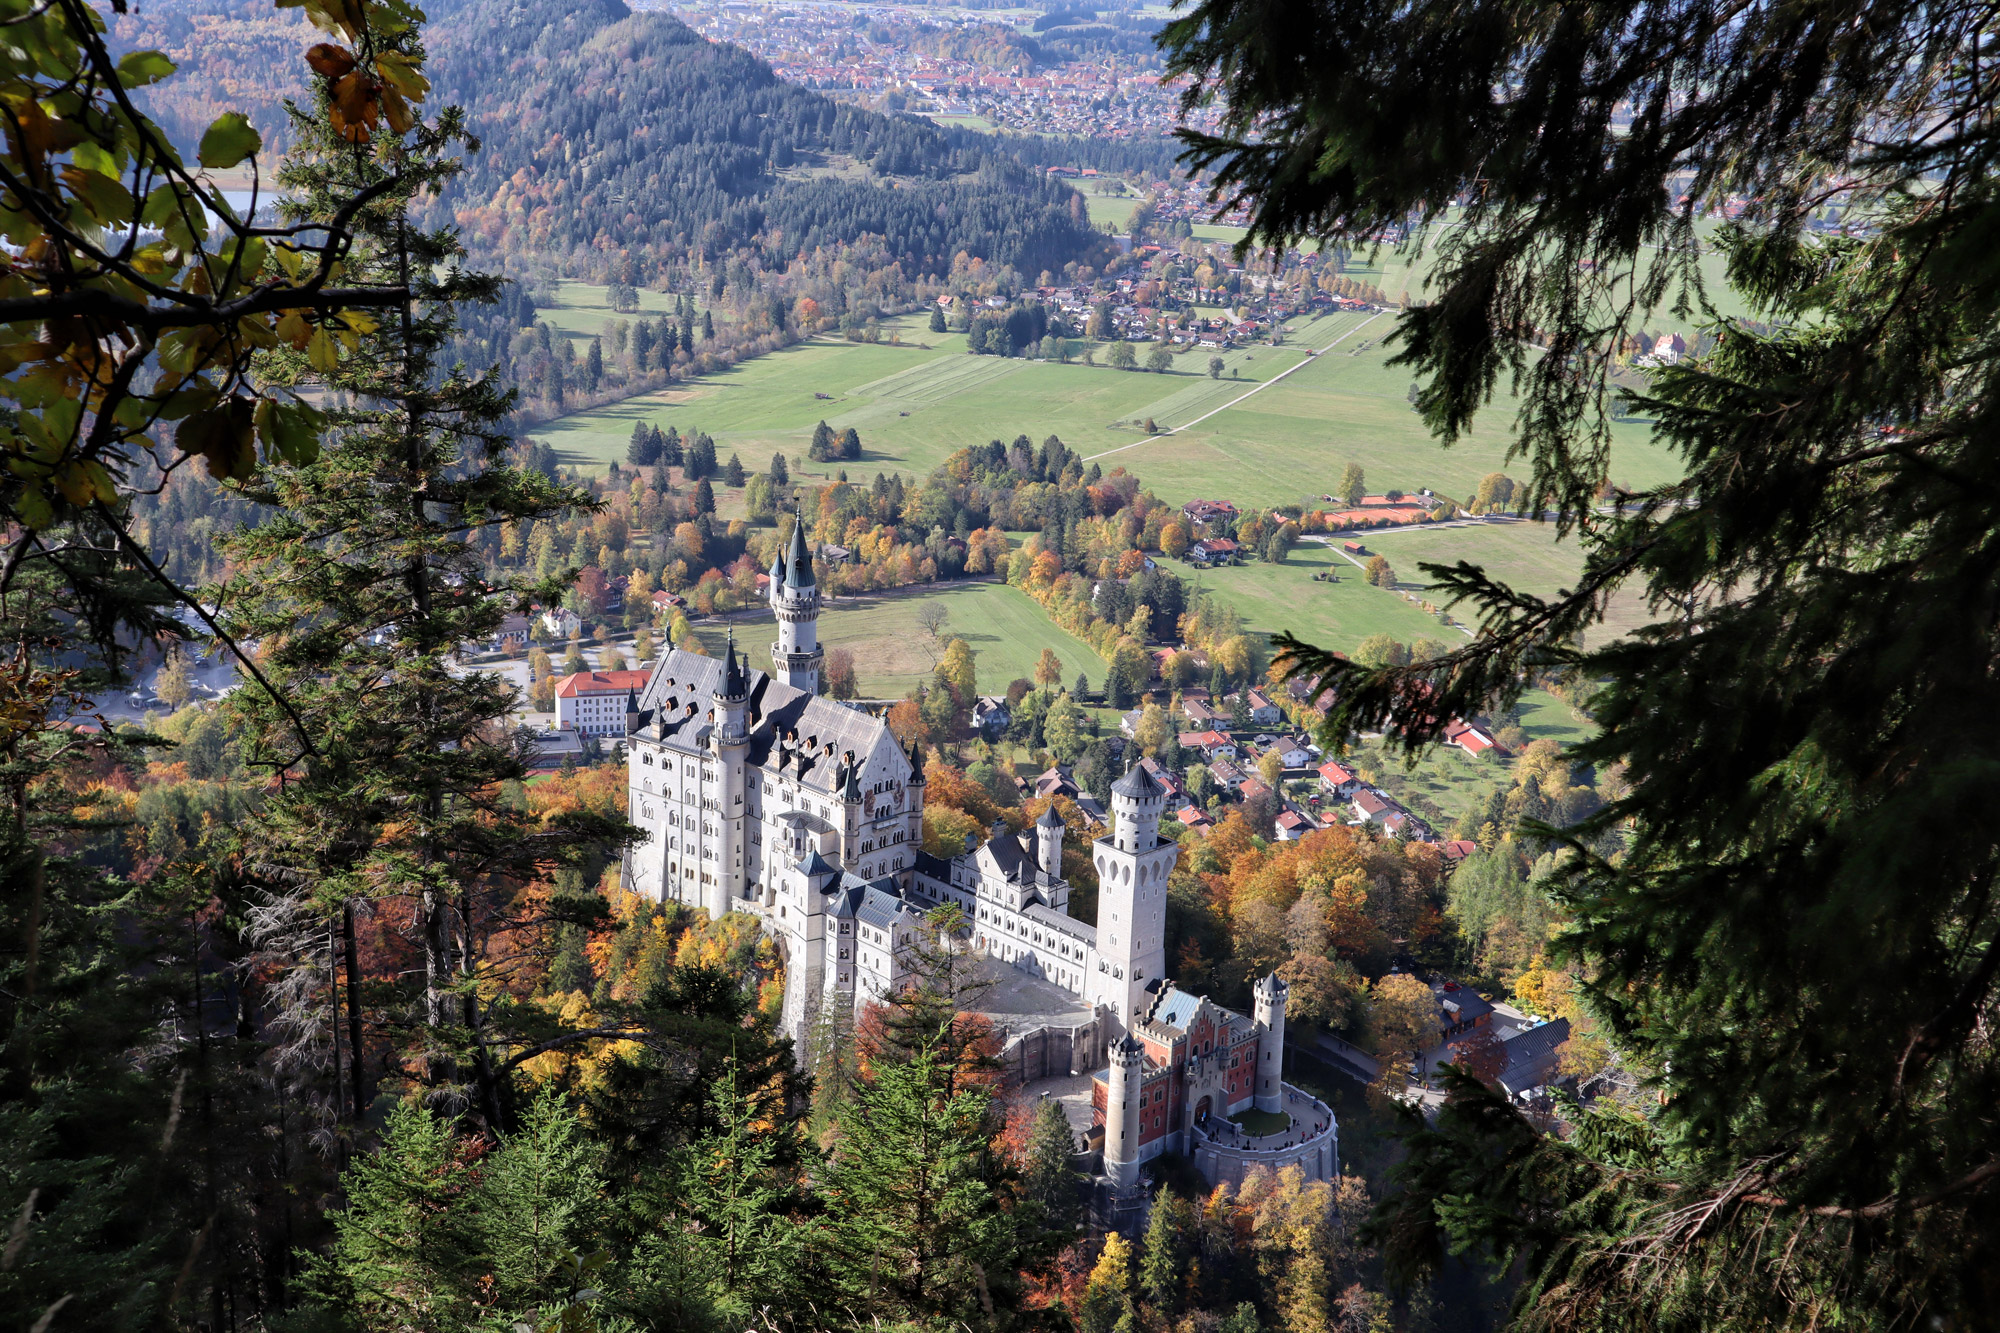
[635,647,910,798]
[1113,761,1165,800]
[1497,1018,1572,1097]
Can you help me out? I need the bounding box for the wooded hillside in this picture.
[421,0,1107,278]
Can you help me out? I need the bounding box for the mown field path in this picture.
[1082,310,1386,462]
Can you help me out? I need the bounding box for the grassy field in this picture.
[529,312,1366,483]
[534,305,1688,518]
[1089,325,1691,510]
[700,582,1106,700]
[1082,184,1141,230]
[536,281,688,343]
[1348,519,1656,644]
[1188,543,1457,658]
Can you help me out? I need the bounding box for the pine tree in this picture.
[686,433,717,480]
[1022,1098,1081,1234]
[722,453,746,487]
[808,420,837,462]
[770,452,789,486]
[471,1089,610,1314]
[302,1101,468,1326]
[674,1053,813,1317]
[824,1041,1020,1323]
[223,57,621,1127]
[627,420,658,467]
[1139,1188,1195,1317]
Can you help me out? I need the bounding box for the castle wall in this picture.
[1187,1085,1338,1188]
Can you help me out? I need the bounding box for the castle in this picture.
[620,522,1334,1189]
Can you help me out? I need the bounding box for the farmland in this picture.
[1187,542,1457,657]
[532,307,1687,517]
[698,581,1106,701]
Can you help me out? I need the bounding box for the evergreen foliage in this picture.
[1164,0,2000,1321]
[221,48,623,1128]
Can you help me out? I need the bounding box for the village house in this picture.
[973,696,1012,734]
[493,612,531,654]
[1274,810,1315,841]
[1182,697,1227,729]
[1349,789,1399,824]
[1240,687,1281,727]
[1177,807,1217,834]
[1264,738,1314,770]
[541,606,582,639]
[1497,1019,1573,1101]
[1188,537,1240,566]
[1435,980,1494,1042]
[1317,760,1360,800]
[1180,730,1238,762]
[1446,720,1500,756]
[1030,765,1083,802]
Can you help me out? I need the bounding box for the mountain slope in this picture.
[424,0,1104,278]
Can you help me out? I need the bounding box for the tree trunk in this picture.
[342,900,367,1118]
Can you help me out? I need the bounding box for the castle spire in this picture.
[784,513,815,588]
[769,508,824,695]
[720,627,746,699]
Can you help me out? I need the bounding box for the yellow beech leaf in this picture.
[306,327,339,372]
[275,309,313,348]
[375,51,430,101]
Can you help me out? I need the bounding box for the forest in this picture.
[419,0,1106,282]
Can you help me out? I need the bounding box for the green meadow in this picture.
[1186,542,1459,658]
[531,310,1378,489]
[536,280,689,342]
[698,582,1106,701]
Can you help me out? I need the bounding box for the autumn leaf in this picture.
[305,43,357,79]
[176,397,257,481]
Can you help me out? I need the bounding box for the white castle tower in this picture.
[708,630,750,922]
[1036,802,1064,879]
[769,516,823,694]
[1252,972,1289,1113]
[1103,1035,1144,1190]
[1090,760,1175,1025]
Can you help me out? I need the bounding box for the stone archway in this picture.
[1195,1094,1213,1125]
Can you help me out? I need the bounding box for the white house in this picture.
[555,669,653,737]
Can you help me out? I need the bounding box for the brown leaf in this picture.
[305,43,357,79]
[176,398,257,482]
[330,71,380,143]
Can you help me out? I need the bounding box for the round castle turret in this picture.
[1253,972,1288,1113]
[1104,1035,1144,1190]
[1036,802,1064,879]
[770,517,823,695]
[1109,759,1166,852]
